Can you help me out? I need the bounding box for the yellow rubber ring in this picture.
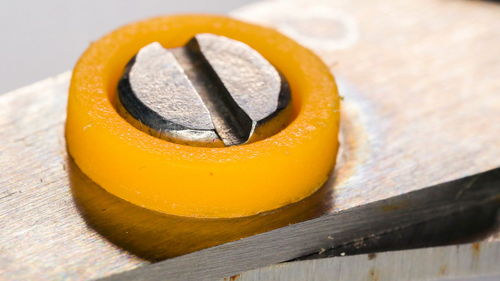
[66,14,340,218]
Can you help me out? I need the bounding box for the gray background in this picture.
[0,0,256,94]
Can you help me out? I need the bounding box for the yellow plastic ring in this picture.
[66,14,340,218]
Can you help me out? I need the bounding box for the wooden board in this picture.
[0,0,499,280]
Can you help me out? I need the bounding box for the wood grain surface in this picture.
[0,0,499,280]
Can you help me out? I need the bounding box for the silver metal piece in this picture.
[97,167,500,281]
[228,240,500,281]
[118,34,291,146]
[1,0,500,280]
[119,43,219,143]
[1,72,499,281]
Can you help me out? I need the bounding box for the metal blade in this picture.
[224,240,500,281]
[98,168,500,281]
[0,0,499,280]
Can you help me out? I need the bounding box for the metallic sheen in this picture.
[1,0,500,280]
[118,33,290,146]
[229,240,500,281]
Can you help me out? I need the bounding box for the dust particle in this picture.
[369,268,379,281]
[439,265,448,275]
[471,242,481,258]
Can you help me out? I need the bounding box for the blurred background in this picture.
[0,0,256,94]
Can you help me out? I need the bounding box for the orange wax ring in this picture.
[66,14,340,218]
